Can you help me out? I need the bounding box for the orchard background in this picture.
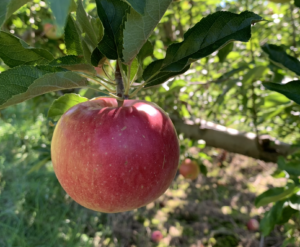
[0,0,300,246]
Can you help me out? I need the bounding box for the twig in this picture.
[259,235,264,247]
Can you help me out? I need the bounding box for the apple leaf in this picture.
[242,66,268,84]
[65,15,84,56]
[0,66,65,107]
[143,11,263,87]
[259,200,285,236]
[295,0,300,7]
[262,44,300,76]
[76,0,103,52]
[0,70,90,110]
[95,0,129,60]
[0,31,54,68]
[123,0,146,15]
[47,0,73,37]
[277,156,300,176]
[255,184,299,208]
[263,80,300,105]
[49,55,96,75]
[217,42,234,63]
[137,40,153,63]
[48,93,88,121]
[0,0,30,27]
[122,0,172,64]
[289,194,300,211]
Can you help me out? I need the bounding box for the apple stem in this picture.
[115,62,128,106]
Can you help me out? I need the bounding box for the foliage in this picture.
[1,0,300,245]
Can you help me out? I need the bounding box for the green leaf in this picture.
[27,157,51,174]
[65,15,83,56]
[0,0,30,27]
[47,0,73,37]
[277,156,300,176]
[263,80,300,105]
[143,59,190,88]
[0,31,54,67]
[260,200,285,236]
[276,205,298,225]
[262,44,300,76]
[289,194,300,211]
[217,42,234,63]
[137,40,154,63]
[49,55,96,75]
[48,93,88,121]
[123,0,146,15]
[295,0,300,7]
[255,184,299,208]
[129,58,139,81]
[143,11,262,86]
[0,69,90,109]
[242,66,268,84]
[76,0,103,51]
[271,169,286,178]
[122,0,172,64]
[95,0,129,60]
[0,66,65,107]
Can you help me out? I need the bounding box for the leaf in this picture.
[143,59,190,88]
[123,0,146,15]
[0,31,54,67]
[0,66,65,106]
[48,93,88,121]
[137,40,154,63]
[0,0,30,27]
[262,44,300,76]
[65,15,83,56]
[27,157,51,174]
[95,0,129,60]
[260,200,285,236]
[47,0,73,37]
[0,69,90,109]
[129,58,139,81]
[217,42,234,63]
[255,184,298,208]
[143,11,262,86]
[242,66,268,84]
[296,0,300,7]
[76,0,103,51]
[277,156,300,176]
[49,55,96,75]
[263,80,300,105]
[289,194,300,211]
[122,0,172,64]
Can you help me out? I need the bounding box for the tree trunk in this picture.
[172,118,295,163]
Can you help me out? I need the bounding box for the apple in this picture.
[246,219,259,231]
[179,158,200,180]
[51,98,180,213]
[151,230,163,243]
[43,23,61,40]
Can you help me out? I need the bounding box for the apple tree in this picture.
[0,0,300,244]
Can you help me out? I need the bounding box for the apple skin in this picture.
[43,23,61,40]
[246,219,259,231]
[51,98,180,213]
[151,230,163,243]
[179,158,200,180]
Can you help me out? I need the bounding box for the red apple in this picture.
[51,98,180,213]
[246,219,259,231]
[151,230,163,243]
[179,158,200,180]
[43,23,61,40]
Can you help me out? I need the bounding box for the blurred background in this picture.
[0,0,300,246]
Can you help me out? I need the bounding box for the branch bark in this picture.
[172,117,295,163]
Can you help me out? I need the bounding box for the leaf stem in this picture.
[78,73,116,93]
[85,86,122,100]
[124,63,131,95]
[129,82,146,98]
